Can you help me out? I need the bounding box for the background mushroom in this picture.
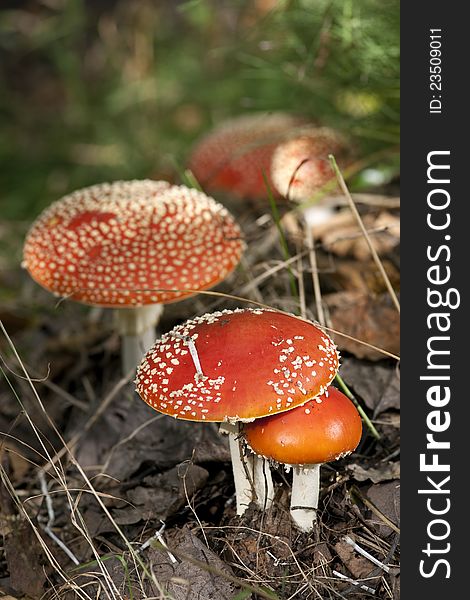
[243,385,362,532]
[270,126,350,203]
[135,307,339,516]
[22,180,244,373]
[270,126,352,237]
[188,113,307,200]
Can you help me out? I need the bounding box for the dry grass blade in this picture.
[239,255,265,304]
[0,320,164,595]
[42,367,135,473]
[151,539,280,599]
[296,239,307,320]
[0,454,95,599]
[326,193,400,209]
[46,286,401,360]
[100,413,164,475]
[321,325,400,361]
[304,218,326,326]
[351,486,400,534]
[329,155,400,314]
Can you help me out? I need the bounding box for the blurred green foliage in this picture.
[0,0,399,221]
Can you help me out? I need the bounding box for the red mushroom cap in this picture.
[23,180,244,307]
[135,308,339,422]
[189,113,307,200]
[243,386,362,465]
[270,127,350,202]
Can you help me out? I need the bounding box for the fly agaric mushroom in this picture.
[271,127,351,230]
[135,308,339,516]
[243,386,362,532]
[189,113,307,200]
[23,180,244,373]
[270,127,350,203]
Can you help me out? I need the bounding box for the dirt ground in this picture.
[0,190,400,599]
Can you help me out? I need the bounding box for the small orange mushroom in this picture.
[243,386,362,531]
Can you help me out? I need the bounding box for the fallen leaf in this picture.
[334,540,372,578]
[1,457,48,597]
[3,523,48,597]
[338,358,400,413]
[327,292,400,360]
[312,542,333,568]
[114,463,209,525]
[149,527,243,599]
[375,370,400,416]
[366,481,400,537]
[74,395,230,480]
[81,498,117,537]
[71,552,156,599]
[348,461,400,483]
[391,571,401,600]
[315,210,400,260]
[330,258,400,296]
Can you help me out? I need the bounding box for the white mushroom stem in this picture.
[220,422,274,515]
[251,449,275,512]
[301,204,335,230]
[115,304,163,374]
[290,464,321,532]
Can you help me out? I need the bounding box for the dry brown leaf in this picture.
[149,527,242,599]
[326,291,400,360]
[332,257,400,295]
[74,396,229,480]
[348,461,400,483]
[366,481,400,537]
[3,523,48,597]
[334,540,373,578]
[114,464,209,525]
[339,357,400,413]
[315,209,399,260]
[312,541,333,568]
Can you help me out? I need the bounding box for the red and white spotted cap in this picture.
[243,386,362,465]
[189,113,307,200]
[270,127,350,202]
[22,180,244,307]
[135,308,339,423]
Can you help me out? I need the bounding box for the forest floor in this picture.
[0,190,400,599]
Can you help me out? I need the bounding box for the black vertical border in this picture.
[401,3,467,598]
